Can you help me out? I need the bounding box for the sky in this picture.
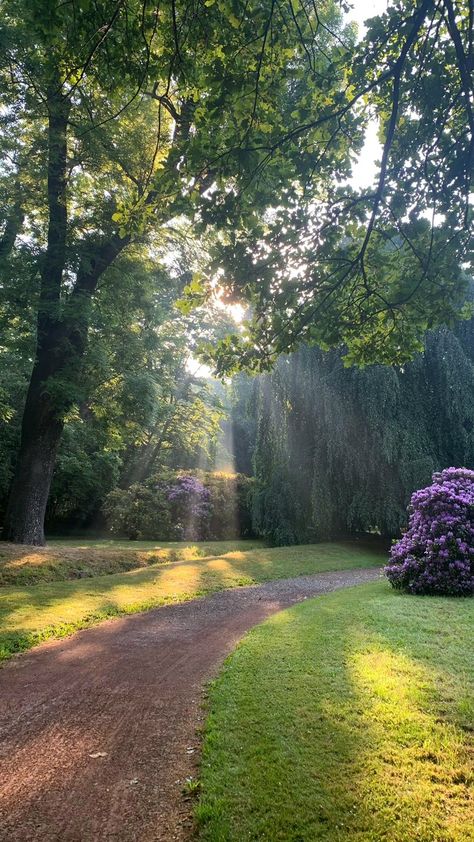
[348,0,388,32]
[347,0,388,188]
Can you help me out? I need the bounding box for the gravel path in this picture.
[0,566,381,841]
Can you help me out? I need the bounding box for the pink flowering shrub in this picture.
[385,467,474,596]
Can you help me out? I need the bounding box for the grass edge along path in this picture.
[0,543,383,662]
[197,581,474,842]
[0,539,266,587]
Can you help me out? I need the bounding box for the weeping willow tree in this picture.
[235,319,474,544]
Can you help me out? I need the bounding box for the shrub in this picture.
[103,471,254,541]
[102,483,172,540]
[385,467,474,595]
[165,474,211,541]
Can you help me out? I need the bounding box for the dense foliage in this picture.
[0,0,359,543]
[205,0,473,374]
[385,467,474,595]
[103,471,254,541]
[0,251,230,531]
[233,319,474,544]
[1,0,472,544]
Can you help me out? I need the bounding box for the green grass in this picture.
[48,537,265,552]
[0,542,382,661]
[0,538,266,587]
[197,581,474,842]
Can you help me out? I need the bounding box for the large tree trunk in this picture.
[2,83,70,545]
[1,72,129,545]
[2,374,64,545]
[2,231,129,545]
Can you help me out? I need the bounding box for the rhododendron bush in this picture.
[103,471,254,540]
[385,468,474,596]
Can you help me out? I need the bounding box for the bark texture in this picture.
[2,80,128,544]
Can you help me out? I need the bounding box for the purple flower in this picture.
[385,467,474,596]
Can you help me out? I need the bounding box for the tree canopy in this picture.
[202,0,473,372]
[0,247,230,530]
[0,0,472,543]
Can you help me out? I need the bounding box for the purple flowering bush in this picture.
[165,475,211,541]
[103,471,254,540]
[385,467,474,596]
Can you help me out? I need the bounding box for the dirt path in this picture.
[0,567,380,841]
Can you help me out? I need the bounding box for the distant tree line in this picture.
[232,318,474,544]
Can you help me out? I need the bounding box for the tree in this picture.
[0,245,231,531]
[1,0,472,544]
[203,0,473,373]
[0,0,353,543]
[236,316,474,544]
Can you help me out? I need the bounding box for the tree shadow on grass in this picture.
[198,590,474,842]
[0,555,245,661]
[0,539,266,588]
[0,540,385,664]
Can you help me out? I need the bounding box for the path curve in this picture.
[0,566,380,841]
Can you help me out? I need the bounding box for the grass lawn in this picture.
[0,538,266,587]
[197,581,474,842]
[0,542,383,661]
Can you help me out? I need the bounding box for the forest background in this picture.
[1,0,472,545]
